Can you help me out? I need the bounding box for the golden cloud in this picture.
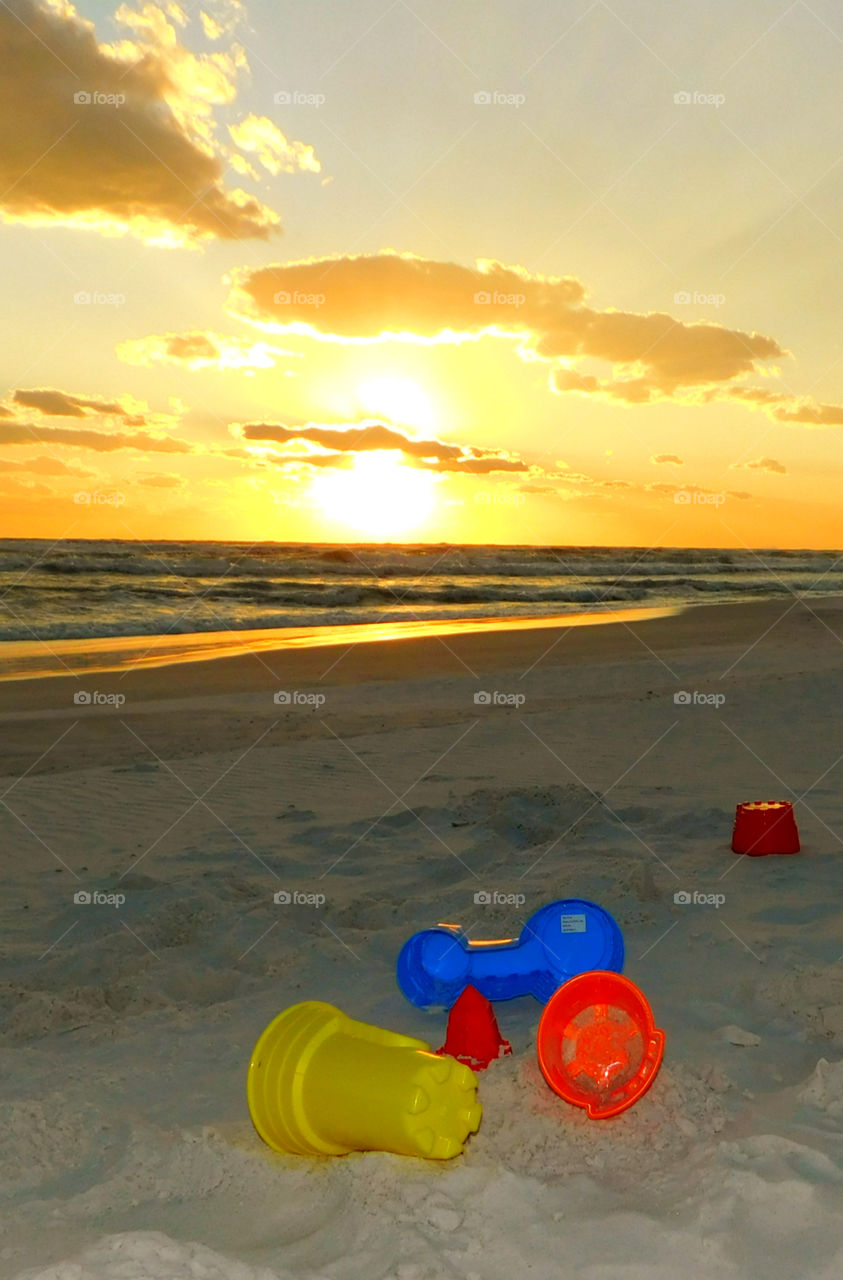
[0,454,92,475]
[138,472,185,486]
[228,251,585,342]
[0,476,53,497]
[228,252,843,423]
[116,330,298,371]
[234,419,530,474]
[199,0,244,41]
[0,420,192,453]
[735,457,787,474]
[0,0,285,244]
[12,388,148,422]
[228,115,321,176]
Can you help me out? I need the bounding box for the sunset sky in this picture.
[1,0,841,546]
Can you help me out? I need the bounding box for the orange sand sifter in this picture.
[537,971,665,1119]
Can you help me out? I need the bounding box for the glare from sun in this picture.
[357,376,436,429]
[310,451,436,538]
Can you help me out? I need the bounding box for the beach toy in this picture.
[537,971,665,1119]
[247,1001,481,1160]
[732,801,800,855]
[397,898,624,1008]
[437,984,512,1070]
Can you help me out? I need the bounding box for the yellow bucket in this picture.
[247,1001,482,1159]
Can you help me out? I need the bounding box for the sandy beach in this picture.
[3,596,843,1278]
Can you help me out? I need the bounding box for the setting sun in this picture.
[356,376,436,429]
[309,450,437,537]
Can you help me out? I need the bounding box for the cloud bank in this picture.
[0,0,316,245]
[228,252,843,425]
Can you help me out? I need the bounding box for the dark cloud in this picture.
[12,388,144,422]
[236,419,529,473]
[0,420,191,454]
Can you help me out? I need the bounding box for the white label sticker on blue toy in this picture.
[561,914,587,933]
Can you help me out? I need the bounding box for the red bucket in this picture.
[537,972,665,1119]
[731,801,800,856]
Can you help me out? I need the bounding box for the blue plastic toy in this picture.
[397,899,624,1008]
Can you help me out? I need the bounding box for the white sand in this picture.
[2,599,843,1278]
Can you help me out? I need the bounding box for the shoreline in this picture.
[0,604,679,682]
[1,595,840,721]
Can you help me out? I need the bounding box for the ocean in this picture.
[0,539,840,644]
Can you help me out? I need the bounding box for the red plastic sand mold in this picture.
[537,971,665,1119]
[437,984,512,1070]
[731,800,800,856]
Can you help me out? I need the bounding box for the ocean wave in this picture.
[1,539,840,646]
[2,540,839,582]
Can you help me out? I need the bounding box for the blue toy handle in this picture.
[396,899,624,1008]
